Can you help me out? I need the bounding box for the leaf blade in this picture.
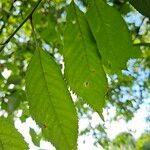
[63,2,108,114]
[0,117,27,150]
[26,49,78,150]
[86,0,140,72]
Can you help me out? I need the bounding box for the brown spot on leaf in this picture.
[43,124,47,129]
[83,81,89,87]
[91,69,96,73]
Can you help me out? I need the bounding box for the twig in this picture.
[133,17,145,41]
[132,17,150,47]
[30,16,39,48]
[134,42,150,47]
[0,0,42,52]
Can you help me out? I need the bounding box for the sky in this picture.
[14,97,149,150]
[1,67,149,149]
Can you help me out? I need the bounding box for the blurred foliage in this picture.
[107,131,150,150]
[137,132,150,150]
[0,0,150,149]
[110,132,136,150]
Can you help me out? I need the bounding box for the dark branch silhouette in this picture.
[0,0,42,52]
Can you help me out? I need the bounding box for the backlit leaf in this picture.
[63,2,108,114]
[26,49,78,150]
[86,0,140,72]
[0,117,27,150]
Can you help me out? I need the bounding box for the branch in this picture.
[133,17,145,41]
[0,0,42,52]
[30,16,38,48]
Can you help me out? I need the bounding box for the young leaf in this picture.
[86,0,140,72]
[0,117,27,150]
[29,128,41,147]
[33,8,58,44]
[26,49,78,150]
[63,2,108,114]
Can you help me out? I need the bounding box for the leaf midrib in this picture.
[93,0,117,63]
[73,4,91,74]
[38,49,70,149]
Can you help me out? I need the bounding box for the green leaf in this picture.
[86,0,140,72]
[33,7,58,44]
[63,2,108,114]
[7,75,22,85]
[130,0,150,18]
[119,3,131,15]
[5,94,20,113]
[29,128,41,147]
[1,90,26,114]
[0,117,27,150]
[26,49,78,150]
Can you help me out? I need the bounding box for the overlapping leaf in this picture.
[63,2,108,114]
[129,0,150,18]
[0,117,27,150]
[26,49,78,150]
[33,6,58,44]
[86,0,140,72]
